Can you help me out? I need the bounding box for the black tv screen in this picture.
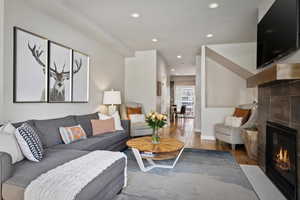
[257,0,299,68]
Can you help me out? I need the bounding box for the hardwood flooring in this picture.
[159,118,258,165]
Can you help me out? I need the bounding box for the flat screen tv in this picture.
[257,0,299,69]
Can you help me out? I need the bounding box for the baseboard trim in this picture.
[201,135,216,140]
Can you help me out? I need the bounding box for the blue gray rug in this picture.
[116,149,259,200]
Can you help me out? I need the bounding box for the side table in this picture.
[241,129,258,161]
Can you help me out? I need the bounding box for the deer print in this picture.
[28,43,82,102]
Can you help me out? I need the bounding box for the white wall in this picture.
[170,76,196,86]
[200,46,234,140]
[125,50,157,114]
[206,43,257,107]
[194,55,201,132]
[205,58,251,107]
[0,0,4,122]
[208,43,257,73]
[156,54,170,114]
[258,0,275,22]
[3,0,125,122]
[200,43,257,139]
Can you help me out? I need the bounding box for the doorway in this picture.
[174,85,195,118]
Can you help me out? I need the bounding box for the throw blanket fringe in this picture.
[25,151,127,200]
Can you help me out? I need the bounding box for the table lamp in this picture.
[103,90,121,115]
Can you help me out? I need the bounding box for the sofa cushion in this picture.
[3,149,88,189]
[52,130,129,151]
[2,149,126,200]
[34,116,77,148]
[12,120,35,129]
[74,113,99,137]
[215,123,241,136]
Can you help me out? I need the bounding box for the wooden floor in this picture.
[159,118,258,165]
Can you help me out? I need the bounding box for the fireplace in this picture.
[266,121,297,200]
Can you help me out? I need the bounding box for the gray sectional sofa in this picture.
[0,112,131,200]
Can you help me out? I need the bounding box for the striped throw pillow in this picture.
[15,123,44,162]
[59,125,87,144]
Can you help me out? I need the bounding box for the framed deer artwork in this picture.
[13,27,48,103]
[13,27,90,103]
[72,50,89,102]
[48,41,73,103]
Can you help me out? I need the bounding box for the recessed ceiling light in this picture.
[177,55,182,59]
[131,13,140,18]
[206,33,214,38]
[152,38,158,42]
[171,68,175,72]
[209,3,219,9]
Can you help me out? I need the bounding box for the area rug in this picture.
[115,148,259,200]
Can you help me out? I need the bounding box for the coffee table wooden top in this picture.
[126,137,184,153]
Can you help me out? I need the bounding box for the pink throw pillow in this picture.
[91,119,115,136]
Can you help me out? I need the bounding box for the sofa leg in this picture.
[231,144,236,151]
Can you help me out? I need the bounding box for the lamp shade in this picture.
[103,90,121,105]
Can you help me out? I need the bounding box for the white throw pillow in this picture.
[224,116,243,127]
[0,123,24,164]
[231,117,243,127]
[129,114,146,123]
[224,116,233,126]
[98,111,124,130]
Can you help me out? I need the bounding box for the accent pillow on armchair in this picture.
[224,116,243,127]
[233,108,251,124]
[126,107,142,118]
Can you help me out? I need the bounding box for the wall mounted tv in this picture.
[257,0,299,69]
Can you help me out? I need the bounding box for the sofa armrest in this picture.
[0,152,13,200]
[121,120,131,136]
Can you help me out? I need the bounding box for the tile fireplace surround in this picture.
[258,80,300,199]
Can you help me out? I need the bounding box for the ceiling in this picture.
[41,0,259,75]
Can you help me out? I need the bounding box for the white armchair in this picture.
[214,103,258,150]
[120,102,152,137]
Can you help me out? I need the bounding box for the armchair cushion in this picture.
[215,124,241,136]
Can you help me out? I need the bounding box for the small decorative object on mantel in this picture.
[146,112,167,144]
[242,125,258,161]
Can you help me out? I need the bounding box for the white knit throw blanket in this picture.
[24,151,127,200]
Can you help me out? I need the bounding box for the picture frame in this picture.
[13,27,49,103]
[48,41,73,103]
[13,27,90,104]
[72,50,90,103]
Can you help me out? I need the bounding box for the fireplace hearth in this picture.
[266,121,297,200]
